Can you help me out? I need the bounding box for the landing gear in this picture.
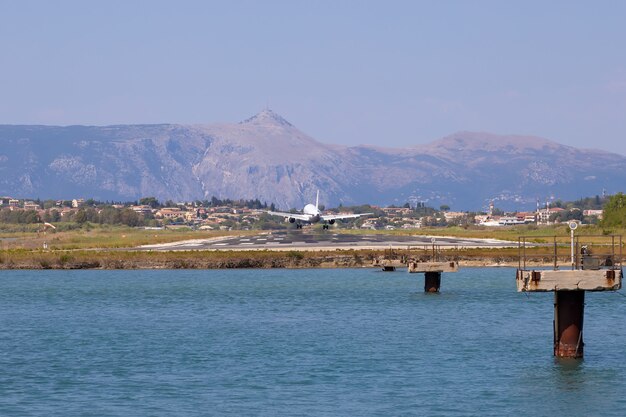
[296,223,303,229]
[322,224,329,230]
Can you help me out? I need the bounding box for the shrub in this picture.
[286,251,304,260]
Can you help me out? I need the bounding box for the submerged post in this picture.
[554,291,585,358]
[424,272,441,293]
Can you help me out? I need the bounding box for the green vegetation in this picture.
[0,209,40,224]
[601,193,626,228]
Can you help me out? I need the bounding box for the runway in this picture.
[138,231,515,251]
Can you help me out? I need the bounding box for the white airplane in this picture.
[268,191,372,229]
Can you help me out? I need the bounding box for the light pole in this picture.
[569,221,578,269]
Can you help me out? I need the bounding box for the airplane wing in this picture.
[321,213,373,221]
[267,211,312,221]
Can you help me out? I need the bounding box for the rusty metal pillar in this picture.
[554,291,585,358]
[424,272,441,293]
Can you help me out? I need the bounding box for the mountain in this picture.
[1,110,624,210]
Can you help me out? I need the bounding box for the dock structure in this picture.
[371,258,405,272]
[371,241,459,291]
[407,240,459,292]
[371,248,407,271]
[408,260,459,292]
[516,230,623,358]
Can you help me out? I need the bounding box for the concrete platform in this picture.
[372,259,406,269]
[408,261,459,273]
[516,269,622,292]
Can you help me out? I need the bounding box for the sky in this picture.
[2,0,626,154]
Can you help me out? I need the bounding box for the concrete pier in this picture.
[517,233,622,358]
[409,261,458,293]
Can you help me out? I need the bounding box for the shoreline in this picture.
[0,248,555,270]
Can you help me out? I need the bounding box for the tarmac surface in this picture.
[138,231,515,251]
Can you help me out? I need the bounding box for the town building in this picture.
[23,201,40,211]
[443,211,466,222]
[155,207,183,220]
[381,207,413,217]
[583,209,603,219]
[537,207,565,224]
[130,205,153,216]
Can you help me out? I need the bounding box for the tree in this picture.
[44,209,62,223]
[98,207,115,224]
[119,209,143,227]
[43,200,56,210]
[139,197,160,208]
[439,205,450,212]
[601,193,626,228]
[74,209,87,224]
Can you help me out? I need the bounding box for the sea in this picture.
[1,268,626,416]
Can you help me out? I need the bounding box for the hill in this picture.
[1,110,624,210]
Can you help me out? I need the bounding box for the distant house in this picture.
[474,214,489,224]
[381,207,412,217]
[72,198,85,208]
[23,201,40,211]
[516,212,537,223]
[401,221,422,229]
[211,206,233,214]
[202,215,222,225]
[360,219,379,230]
[583,209,603,219]
[156,207,183,220]
[8,199,19,208]
[130,205,153,216]
[183,211,198,222]
[443,211,466,222]
[538,207,565,224]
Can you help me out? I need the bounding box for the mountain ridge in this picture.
[1,110,624,210]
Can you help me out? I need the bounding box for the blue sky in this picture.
[2,1,626,154]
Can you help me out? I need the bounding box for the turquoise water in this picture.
[1,268,626,416]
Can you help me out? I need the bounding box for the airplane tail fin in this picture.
[315,190,319,210]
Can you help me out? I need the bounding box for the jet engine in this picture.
[328,219,336,225]
[289,217,296,223]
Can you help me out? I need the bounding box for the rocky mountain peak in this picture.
[240,109,293,127]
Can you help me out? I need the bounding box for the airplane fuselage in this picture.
[302,204,321,223]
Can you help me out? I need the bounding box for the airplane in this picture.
[267,191,372,229]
